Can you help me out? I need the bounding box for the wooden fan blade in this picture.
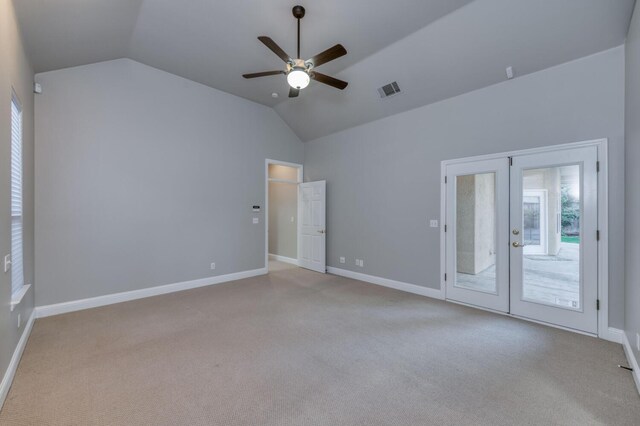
[308,44,347,68]
[289,87,300,98]
[243,70,285,79]
[310,72,348,90]
[258,36,292,63]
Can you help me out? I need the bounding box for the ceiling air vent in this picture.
[378,81,401,98]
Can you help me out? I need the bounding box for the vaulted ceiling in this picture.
[14,0,636,141]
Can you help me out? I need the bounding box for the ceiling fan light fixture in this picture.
[243,6,348,98]
[287,68,310,89]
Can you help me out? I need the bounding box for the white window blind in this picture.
[11,94,24,296]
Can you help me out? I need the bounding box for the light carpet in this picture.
[1,262,638,425]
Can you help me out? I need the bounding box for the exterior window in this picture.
[11,93,23,296]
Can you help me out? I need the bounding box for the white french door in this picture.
[444,145,600,334]
[510,147,598,334]
[445,159,510,312]
[298,181,326,273]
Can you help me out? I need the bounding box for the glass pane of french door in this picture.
[454,172,498,293]
[521,166,581,309]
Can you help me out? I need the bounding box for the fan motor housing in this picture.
[287,59,311,72]
[292,5,306,19]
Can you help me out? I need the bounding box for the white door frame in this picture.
[265,159,303,269]
[440,139,610,340]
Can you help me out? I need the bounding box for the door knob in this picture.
[512,229,520,235]
[317,230,325,234]
[512,241,527,248]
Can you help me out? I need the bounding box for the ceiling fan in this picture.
[243,5,348,98]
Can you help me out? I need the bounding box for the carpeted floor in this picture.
[1,262,638,425]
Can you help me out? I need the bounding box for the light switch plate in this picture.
[253,218,259,224]
[430,220,439,228]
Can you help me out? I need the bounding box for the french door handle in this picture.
[512,241,527,248]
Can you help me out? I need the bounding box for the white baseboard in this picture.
[0,310,36,410]
[36,267,268,318]
[622,331,640,395]
[268,254,299,266]
[327,267,444,300]
[600,327,624,344]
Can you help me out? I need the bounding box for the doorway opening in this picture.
[265,160,303,272]
[442,139,608,337]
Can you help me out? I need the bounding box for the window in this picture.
[11,93,24,296]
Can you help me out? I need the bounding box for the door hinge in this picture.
[444,176,448,184]
[597,299,600,310]
[444,273,447,281]
[596,230,600,241]
[444,224,447,232]
[596,161,600,172]
[509,157,513,166]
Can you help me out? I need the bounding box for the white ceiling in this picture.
[14,0,636,141]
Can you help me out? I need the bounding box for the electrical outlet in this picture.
[253,217,259,224]
[429,220,439,228]
[17,313,21,328]
[355,259,360,266]
[210,263,216,270]
[355,259,364,267]
[359,259,364,267]
[339,257,345,264]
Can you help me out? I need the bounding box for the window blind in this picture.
[11,95,23,296]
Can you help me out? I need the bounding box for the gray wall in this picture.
[304,47,626,328]
[34,59,303,306]
[268,182,297,259]
[625,3,640,365]
[0,0,35,390]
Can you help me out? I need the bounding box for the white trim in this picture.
[268,253,299,266]
[265,159,303,270]
[595,141,609,341]
[10,284,31,312]
[440,139,608,167]
[622,332,640,395]
[36,267,267,318]
[0,309,35,409]
[328,267,444,300]
[600,327,624,344]
[440,138,611,340]
[439,164,447,297]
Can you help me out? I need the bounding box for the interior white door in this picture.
[445,158,510,312]
[298,181,326,273]
[510,147,598,333]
